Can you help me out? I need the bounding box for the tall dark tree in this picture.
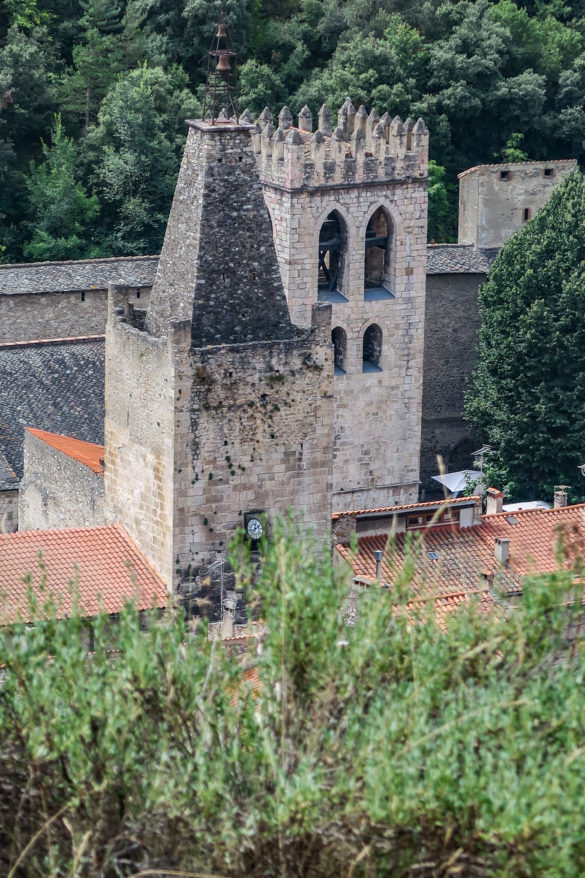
[465,170,585,500]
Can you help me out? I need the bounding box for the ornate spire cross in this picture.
[202,18,239,123]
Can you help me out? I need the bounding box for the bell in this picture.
[216,52,231,72]
[216,23,227,38]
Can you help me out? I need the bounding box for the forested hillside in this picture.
[1,0,585,261]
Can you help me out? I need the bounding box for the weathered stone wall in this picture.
[420,272,485,496]
[172,303,334,584]
[104,286,176,589]
[0,490,18,532]
[0,287,150,343]
[259,104,428,512]
[458,160,577,249]
[19,432,104,530]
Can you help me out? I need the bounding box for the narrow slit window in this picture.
[362,324,383,373]
[522,207,531,223]
[331,326,347,375]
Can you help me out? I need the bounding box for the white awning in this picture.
[431,470,481,496]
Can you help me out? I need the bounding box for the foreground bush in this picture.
[2,519,585,876]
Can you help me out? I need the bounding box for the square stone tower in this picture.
[104,118,334,591]
[253,100,429,511]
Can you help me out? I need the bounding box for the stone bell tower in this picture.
[104,115,334,591]
[254,99,429,512]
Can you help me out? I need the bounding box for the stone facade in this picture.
[0,288,149,343]
[0,490,18,533]
[420,272,485,496]
[106,120,334,592]
[19,431,104,530]
[0,257,155,343]
[458,159,577,249]
[255,102,429,511]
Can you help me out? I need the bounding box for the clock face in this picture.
[246,518,263,541]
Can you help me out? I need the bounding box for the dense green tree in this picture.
[88,65,199,254]
[3,519,585,875]
[466,170,585,500]
[23,114,100,261]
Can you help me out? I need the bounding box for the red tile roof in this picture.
[332,496,479,520]
[27,427,104,474]
[337,503,585,599]
[0,524,167,623]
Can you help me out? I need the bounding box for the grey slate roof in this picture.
[0,336,105,489]
[0,255,158,296]
[426,245,499,275]
[0,246,498,296]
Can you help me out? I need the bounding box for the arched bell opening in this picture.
[364,207,394,300]
[318,211,348,303]
[362,323,383,373]
[331,326,347,376]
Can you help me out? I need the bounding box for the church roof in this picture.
[0,336,104,488]
[426,244,499,275]
[0,523,167,624]
[27,428,104,474]
[0,255,157,296]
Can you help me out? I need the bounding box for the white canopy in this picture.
[431,470,481,496]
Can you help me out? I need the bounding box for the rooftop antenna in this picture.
[202,14,239,124]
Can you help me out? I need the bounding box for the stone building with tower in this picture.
[0,76,578,621]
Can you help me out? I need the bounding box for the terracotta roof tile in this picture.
[332,495,479,520]
[337,503,585,599]
[0,524,167,623]
[27,428,104,474]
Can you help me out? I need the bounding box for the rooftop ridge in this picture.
[27,428,104,475]
[0,254,159,271]
[0,334,105,349]
[458,158,577,179]
[332,495,479,520]
[483,502,585,519]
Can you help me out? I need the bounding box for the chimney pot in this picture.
[554,486,569,508]
[494,537,510,565]
[486,487,504,515]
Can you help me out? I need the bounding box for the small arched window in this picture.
[364,207,394,300]
[331,326,347,375]
[363,323,382,372]
[318,211,348,303]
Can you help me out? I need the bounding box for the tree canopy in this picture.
[466,169,585,501]
[2,519,585,875]
[1,0,585,259]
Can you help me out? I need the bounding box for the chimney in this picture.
[494,537,510,565]
[373,549,383,581]
[486,487,504,515]
[554,485,569,508]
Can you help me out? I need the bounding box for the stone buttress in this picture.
[105,119,333,593]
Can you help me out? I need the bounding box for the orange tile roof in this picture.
[27,427,104,474]
[332,496,479,520]
[337,503,585,599]
[0,524,167,623]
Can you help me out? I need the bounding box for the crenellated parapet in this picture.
[250,97,429,190]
